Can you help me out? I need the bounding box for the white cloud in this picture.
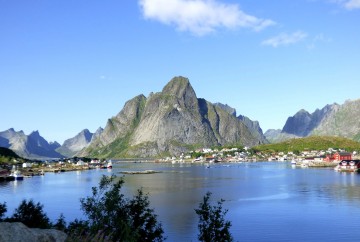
[330,0,360,9]
[262,31,308,48]
[344,0,360,9]
[139,0,275,36]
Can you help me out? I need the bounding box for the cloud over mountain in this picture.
[139,0,275,35]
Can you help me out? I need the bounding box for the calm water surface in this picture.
[1,162,360,241]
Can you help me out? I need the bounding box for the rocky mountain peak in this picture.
[161,76,197,107]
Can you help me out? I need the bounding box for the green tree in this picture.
[53,213,67,231]
[78,175,164,242]
[0,202,6,221]
[9,199,51,229]
[195,192,233,242]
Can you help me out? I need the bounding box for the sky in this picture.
[1,0,359,144]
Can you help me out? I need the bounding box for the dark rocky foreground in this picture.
[0,222,67,242]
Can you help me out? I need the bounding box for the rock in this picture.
[0,222,67,242]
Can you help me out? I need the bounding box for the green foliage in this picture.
[195,192,233,242]
[53,213,67,231]
[77,175,164,242]
[254,136,360,154]
[8,199,51,229]
[0,147,24,164]
[0,202,6,221]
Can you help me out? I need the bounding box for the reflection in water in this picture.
[1,162,360,241]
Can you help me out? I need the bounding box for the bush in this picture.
[76,175,164,241]
[0,202,6,221]
[195,192,233,242]
[8,199,51,229]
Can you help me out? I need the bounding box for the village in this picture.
[1,146,360,182]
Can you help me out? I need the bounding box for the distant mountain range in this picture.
[0,128,63,159]
[2,77,360,159]
[265,99,360,143]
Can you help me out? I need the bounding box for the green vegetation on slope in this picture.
[0,147,22,164]
[253,136,360,153]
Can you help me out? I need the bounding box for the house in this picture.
[325,152,352,162]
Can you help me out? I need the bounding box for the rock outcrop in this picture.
[81,76,267,158]
[0,222,67,242]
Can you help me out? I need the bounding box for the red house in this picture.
[325,152,352,162]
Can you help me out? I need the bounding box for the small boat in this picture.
[107,160,113,169]
[10,170,24,180]
[291,160,297,165]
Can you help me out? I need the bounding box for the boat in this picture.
[334,160,360,172]
[291,159,297,165]
[107,160,113,169]
[10,170,24,180]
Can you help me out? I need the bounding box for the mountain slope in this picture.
[56,129,94,157]
[266,99,360,143]
[312,99,360,141]
[0,128,63,159]
[81,76,267,158]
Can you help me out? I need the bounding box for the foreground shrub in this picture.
[8,199,51,229]
[0,202,6,221]
[74,175,164,241]
[195,192,233,242]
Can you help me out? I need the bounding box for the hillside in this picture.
[253,136,360,153]
[0,147,23,164]
[80,76,267,158]
[266,99,360,143]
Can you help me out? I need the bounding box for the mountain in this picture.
[312,99,360,141]
[266,99,360,143]
[56,129,94,157]
[0,128,63,159]
[80,76,268,158]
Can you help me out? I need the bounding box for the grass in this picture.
[253,136,360,153]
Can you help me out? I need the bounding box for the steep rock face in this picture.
[0,129,63,159]
[79,95,147,157]
[282,109,312,136]
[312,99,360,141]
[237,115,267,143]
[83,76,267,158]
[57,129,93,157]
[91,127,104,142]
[213,103,267,144]
[213,103,237,117]
[282,104,339,137]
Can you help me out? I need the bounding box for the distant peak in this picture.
[8,128,15,132]
[30,130,40,136]
[162,76,197,102]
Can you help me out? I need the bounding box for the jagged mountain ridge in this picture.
[0,128,63,159]
[266,99,360,143]
[80,76,268,158]
[56,129,96,157]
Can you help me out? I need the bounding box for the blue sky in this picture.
[1,0,359,144]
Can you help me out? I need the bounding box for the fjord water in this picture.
[1,162,360,241]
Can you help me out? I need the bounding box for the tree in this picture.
[0,202,6,221]
[77,175,164,242]
[195,192,233,242]
[9,199,51,229]
[53,213,67,231]
[128,189,164,242]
